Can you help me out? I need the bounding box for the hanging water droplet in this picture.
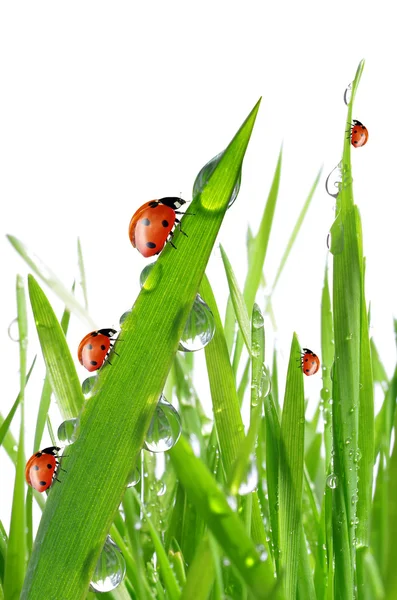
[193,150,242,208]
[119,310,131,326]
[178,294,215,352]
[260,365,271,398]
[326,474,339,489]
[82,375,99,399]
[328,215,344,255]
[144,395,182,452]
[126,467,141,488]
[155,481,167,496]
[354,449,362,464]
[252,304,264,329]
[256,544,268,562]
[58,418,80,445]
[139,263,156,288]
[345,437,352,446]
[325,162,342,198]
[345,333,353,341]
[7,318,19,342]
[251,341,261,357]
[89,535,126,593]
[238,458,258,495]
[344,82,352,105]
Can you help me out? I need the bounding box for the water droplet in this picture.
[82,375,99,398]
[251,341,260,357]
[325,162,342,198]
[344,82,352,105]
[58,418,80,445]
[119,310,131,326]
[193,150,241,209]
[256,544,268,562]
[326,474,339,489]
[156,481,166,496]
[260,366,271,398]
[178,295,215,352]
[89,536,126,593]
[227,495,237,511]
[126,467,141,488]
[139,263,155,288]
[345,437,352,446]
[144,395,182,452]
[252,304,264,329]
[7,318,19,342]
[244,553,258,568]
[238,458,258,495]
[328,215,344,255]
[345,333,353,341]
[354,449,362,464]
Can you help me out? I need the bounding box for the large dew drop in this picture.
[144,395,182,452]
[7,318,19,342]
[193,151,242,208]
[126,467,141,488]
[325,162,342,198]
[58,418,79,445]
[178,294,215,352]
[326,474,339,489]
[82,375,99,399]
[90,536,126,593]
[344,82,352,105]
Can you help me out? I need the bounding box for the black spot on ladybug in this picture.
[304,358,308,362]
[101,345,106,350]
[33,465,39,471]
[87,344,93,350]
[305,369,309,373]
[39,481,46,486]
[354,141,357,144]
[47,464,52,469]
[146,242,156,249]
[90,360,98,366]
[162,220,169,227]
[141,218,150,226]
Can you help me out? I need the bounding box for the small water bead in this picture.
[178,295,215,352]
[82,375,99,398]
[251,341,261,357]
[126,467,141,488]
[139,263,155,288]
[326,474,339,489]
[252,304,264,329]
[344,82,352,105]
[7,318,19,342]
[144,395,182,452]
[260,366,271,398]
[57,418,80,445]
[238,458,258,495]
[155,481,167,497]
[119,310,131,326]
[256,544,268,562]
[193,150,242,209]
[89,536,126,593]
[325,162,342,198]
[354,449,362,463]
[345,437,352,446]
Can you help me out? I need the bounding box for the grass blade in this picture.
[180,536,215,600]
[278,333,305,599]
[77,238,89,309]
[21,101,261,600]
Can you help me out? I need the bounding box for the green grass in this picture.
[1,60,394,599]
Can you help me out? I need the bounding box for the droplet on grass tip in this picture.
[326,474,339,489]
[193,150,242,209]
[325,162,342,198]
[126,467,141,488]
[7,318,19,342]
[344,82,352,105]
[58,418,80,445]
[89,535,126,593]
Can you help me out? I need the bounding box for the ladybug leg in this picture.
[175,218,188,237]
[175,211,195,216]
[166,230,177,249]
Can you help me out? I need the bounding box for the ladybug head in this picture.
[159,197,186,210]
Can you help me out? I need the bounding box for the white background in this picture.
[1,2,396,528]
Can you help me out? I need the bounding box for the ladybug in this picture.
[349,120,368,148]
[78,328,117,372]
[25,446,61,492]
[301,348,320,376]
[129,197,187,257]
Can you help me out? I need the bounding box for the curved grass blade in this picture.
[21,101,261,600]
[7,234,95,328]
[169,436,276,599]
[3,276,28,600]
[77,238,89,309]
[0,357,36,448]
[28,276,84,420]
[278,333,305,599]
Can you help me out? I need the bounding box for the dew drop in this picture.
[126,467,141,488]
[227,495,238,511]
[119,310,131,326]
[325,162,342,198]
[7,318,19,342]
[326,474,339,489]
[345,437,352,446]
[89,535,126,593]
[178,294,215,352]
[139,263,155,288]
[193,150,241,209]
[252,304,264,329]
[251,342,261,357]
[82,375,99,399]
[344,82,352,105]
[144,395,182,452]
[57,418,80,445]
[345,333,353,341]
[156,481,167,496]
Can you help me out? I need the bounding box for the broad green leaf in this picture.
[21,101,261,600]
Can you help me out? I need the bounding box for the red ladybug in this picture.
[301,348,320,376]
[25,446,61,492]
[129,197,187,257]
[78,328,117,372]
[349,120,368,148]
